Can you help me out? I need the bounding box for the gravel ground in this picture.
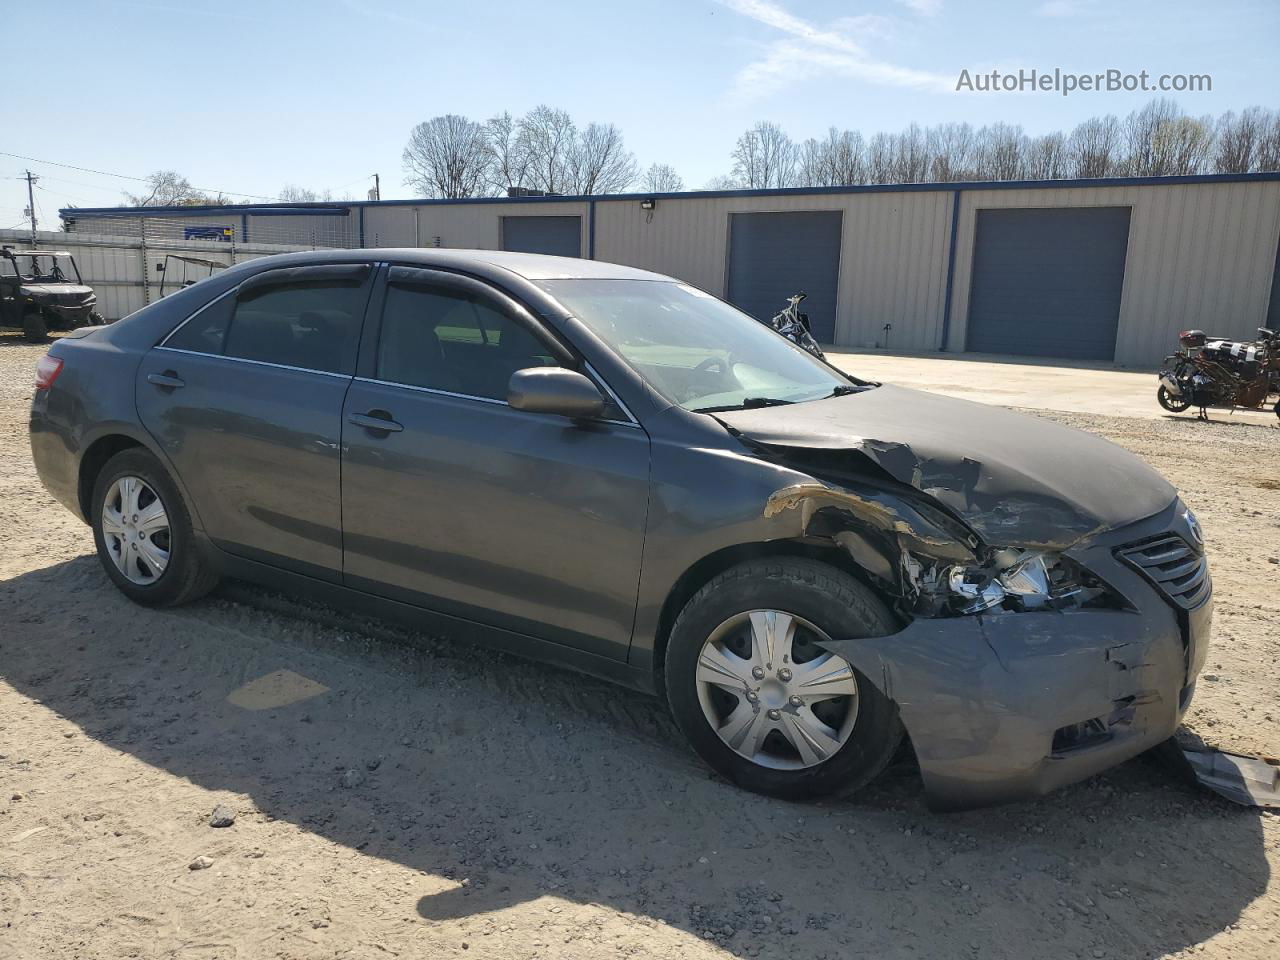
[1,331,1277,960]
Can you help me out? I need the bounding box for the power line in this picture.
[0,150,286,202]
[1,150,378,207]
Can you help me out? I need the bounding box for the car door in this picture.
[340,266,651,661]
[137,262,375,581]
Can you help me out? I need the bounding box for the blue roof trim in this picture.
[65,205,351,217]
[58,170,1280,219]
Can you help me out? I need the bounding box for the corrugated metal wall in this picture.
[361,201,591,251]
[54,178,1280,365]
[1,228,306,320]
[592,191,953,351]
[67,210,357,249]
[948,181,1280,365]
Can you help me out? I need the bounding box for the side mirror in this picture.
[507,367,606,420]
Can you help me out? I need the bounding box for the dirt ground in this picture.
[1,332,1277,960]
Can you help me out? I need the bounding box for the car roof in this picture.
[234,248,674,283]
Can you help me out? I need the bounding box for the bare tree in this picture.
[123,170,207,206]
[1025,133,1068,180]
[643,163,685,193]
[519,105,577,194]
[974,123,1026,180]
[731,121,797,189]
[826,128,866,185]
[865,132,895,183]
[927,123,975,181]
[890,123,932,183]
[1150,115,1214,175]
[483,112,530,194]
[796,138,828,188]
[402,115,490,199]
[1067,115,1122,178]
[279,185,319,202]
[1214,108,1267,173]
[702,174,743,191]
[1121,98,1211,176]
[1258,111,1280,173]
[568,122,638,195]
[797,128,865,187]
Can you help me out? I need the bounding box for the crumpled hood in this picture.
[716,384,1175,549]
[20,283,93,298]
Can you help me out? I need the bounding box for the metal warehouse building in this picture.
[62,171,1280,366]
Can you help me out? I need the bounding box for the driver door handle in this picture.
[348,410,403,433]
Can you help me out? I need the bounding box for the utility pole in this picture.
[23,170,38,245]
[372,173,381,202]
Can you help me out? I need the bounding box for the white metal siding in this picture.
[361,201,591,252]
[55,178,1280,365]
[1,228,305,320]
[949,182,1280,365]
[592,191,952,350]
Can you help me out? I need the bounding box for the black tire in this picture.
[21,307,47,343]
[664,557,903,801]
[90,448,219,607]
[88,310,106,326]
[1157,385,1191,413]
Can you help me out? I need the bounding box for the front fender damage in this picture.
[763,480,978,607]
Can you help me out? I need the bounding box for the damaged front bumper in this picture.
[819,500,1212,812]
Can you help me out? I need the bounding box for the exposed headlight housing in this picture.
[906,548,1110,617]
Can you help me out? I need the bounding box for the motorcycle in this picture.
[1157,327,1280,420]
[766,292,825,359]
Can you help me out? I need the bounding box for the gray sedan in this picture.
[29,250,1211,810]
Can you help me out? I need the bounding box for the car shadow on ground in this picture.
[1,556,1270,959]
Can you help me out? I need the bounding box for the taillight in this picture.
[34,355,64,391]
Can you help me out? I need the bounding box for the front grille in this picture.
[1116,535,1211,610]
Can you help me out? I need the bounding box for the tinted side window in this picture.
[225,282,367,375]
[377,284,557,400]
[165,293,234,354]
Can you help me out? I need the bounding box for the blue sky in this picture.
[3,0,1277,225]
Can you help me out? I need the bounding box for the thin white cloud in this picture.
[896,0,943,16]
[718,0,952,100]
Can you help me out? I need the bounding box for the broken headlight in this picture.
[907,549,1112,617]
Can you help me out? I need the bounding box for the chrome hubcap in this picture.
[695,610,859,770]
[101,476,170,585]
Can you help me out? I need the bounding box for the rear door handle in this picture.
[348,411,403,433]
[147,372,185,389]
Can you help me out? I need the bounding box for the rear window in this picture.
[164,276,369,376]
[165,294,234,355]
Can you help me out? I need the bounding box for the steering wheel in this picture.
[693,356,729,377]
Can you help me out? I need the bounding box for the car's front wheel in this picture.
[91,448,219,606]
[664,557,903,800]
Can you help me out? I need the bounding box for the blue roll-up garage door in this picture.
[966,207,1131,361]
[727,211,843,343]
[501,216,582,258]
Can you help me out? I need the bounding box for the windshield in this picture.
[2,254,77,283]
[537,279,851,412]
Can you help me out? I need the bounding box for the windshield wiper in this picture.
[827,383,869,397]
[693,396,795,413]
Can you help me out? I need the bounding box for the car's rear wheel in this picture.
[664,557,903,800]
[91,448,218,607]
